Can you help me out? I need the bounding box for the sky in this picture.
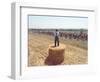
[28,15,88,29]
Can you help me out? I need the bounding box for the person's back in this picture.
[54,30,59,37]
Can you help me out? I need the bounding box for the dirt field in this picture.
[28,32,88,66]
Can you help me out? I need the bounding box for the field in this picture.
[28,31,88,66]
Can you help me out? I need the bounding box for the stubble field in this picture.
[28,32,88,66]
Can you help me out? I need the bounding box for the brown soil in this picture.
[28,32,88,66]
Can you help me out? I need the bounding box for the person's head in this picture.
[56,29,58,32]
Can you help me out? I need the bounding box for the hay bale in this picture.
[45,44,66,65]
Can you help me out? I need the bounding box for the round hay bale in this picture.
[45,44,66,65]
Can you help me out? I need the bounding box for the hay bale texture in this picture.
[45,44,66,65]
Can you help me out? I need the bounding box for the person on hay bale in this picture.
[54,29,60,47]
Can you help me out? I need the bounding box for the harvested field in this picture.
[28,32,88,66]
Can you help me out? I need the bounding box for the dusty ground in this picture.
[28,32,88,66]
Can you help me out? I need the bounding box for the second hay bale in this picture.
[45,44,66,65]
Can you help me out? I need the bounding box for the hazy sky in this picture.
[28,15,88,29]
